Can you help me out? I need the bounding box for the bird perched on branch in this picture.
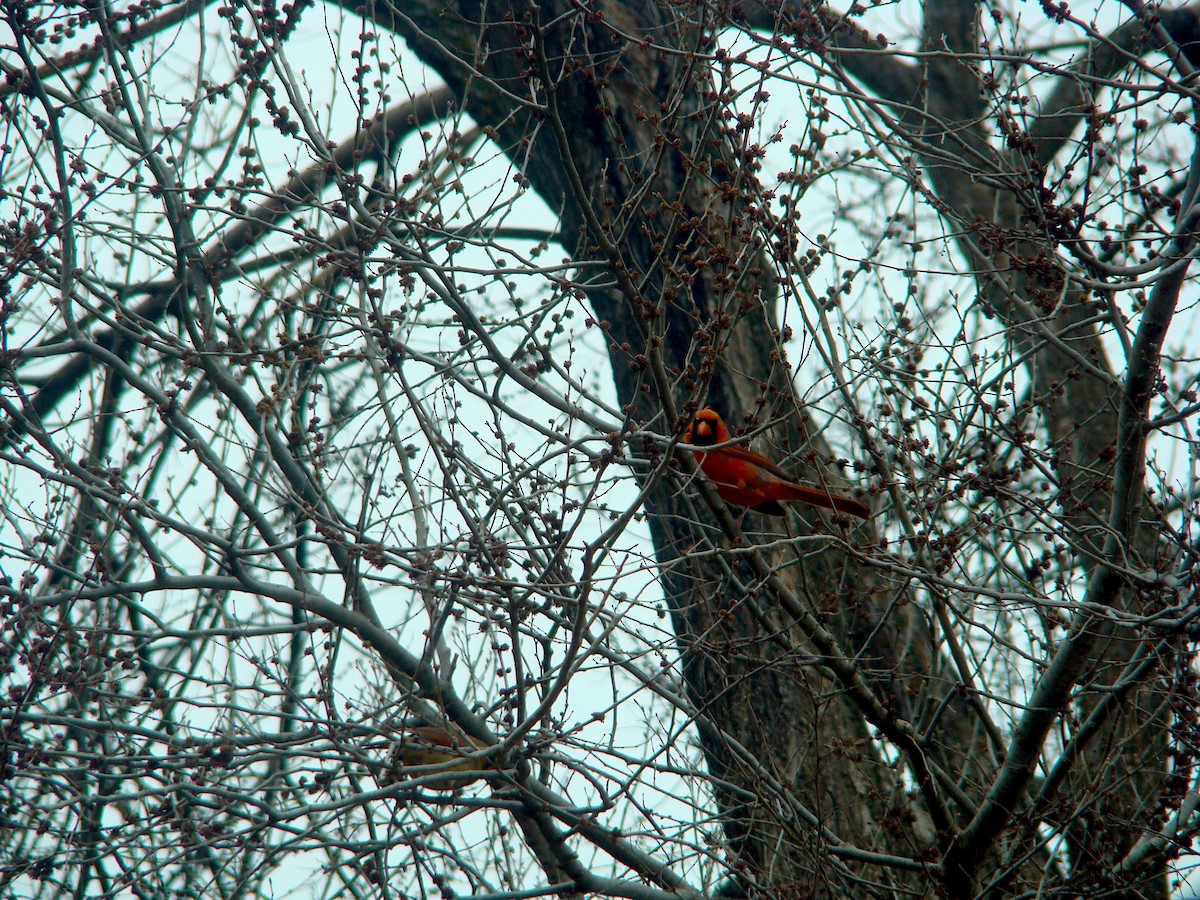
[683,408,870,519]
[385,724,489,785]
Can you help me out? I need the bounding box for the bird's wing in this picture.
[718,444,798,486]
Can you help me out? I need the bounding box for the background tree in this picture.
[2,0,1200,897]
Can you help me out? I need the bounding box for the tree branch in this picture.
[942,117,1200,896]
[1030,6,1200,167]
[13,86,454,431]
[732,0,920,105]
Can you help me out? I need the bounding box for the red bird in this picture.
[683,408,870,519]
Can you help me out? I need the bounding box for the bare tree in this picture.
[2,0,1199,897]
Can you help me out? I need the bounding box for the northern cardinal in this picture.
[683,408,870,519]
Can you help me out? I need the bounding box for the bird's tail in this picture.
[781,484,871,519]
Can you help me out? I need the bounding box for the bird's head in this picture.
[684,408,730,446]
